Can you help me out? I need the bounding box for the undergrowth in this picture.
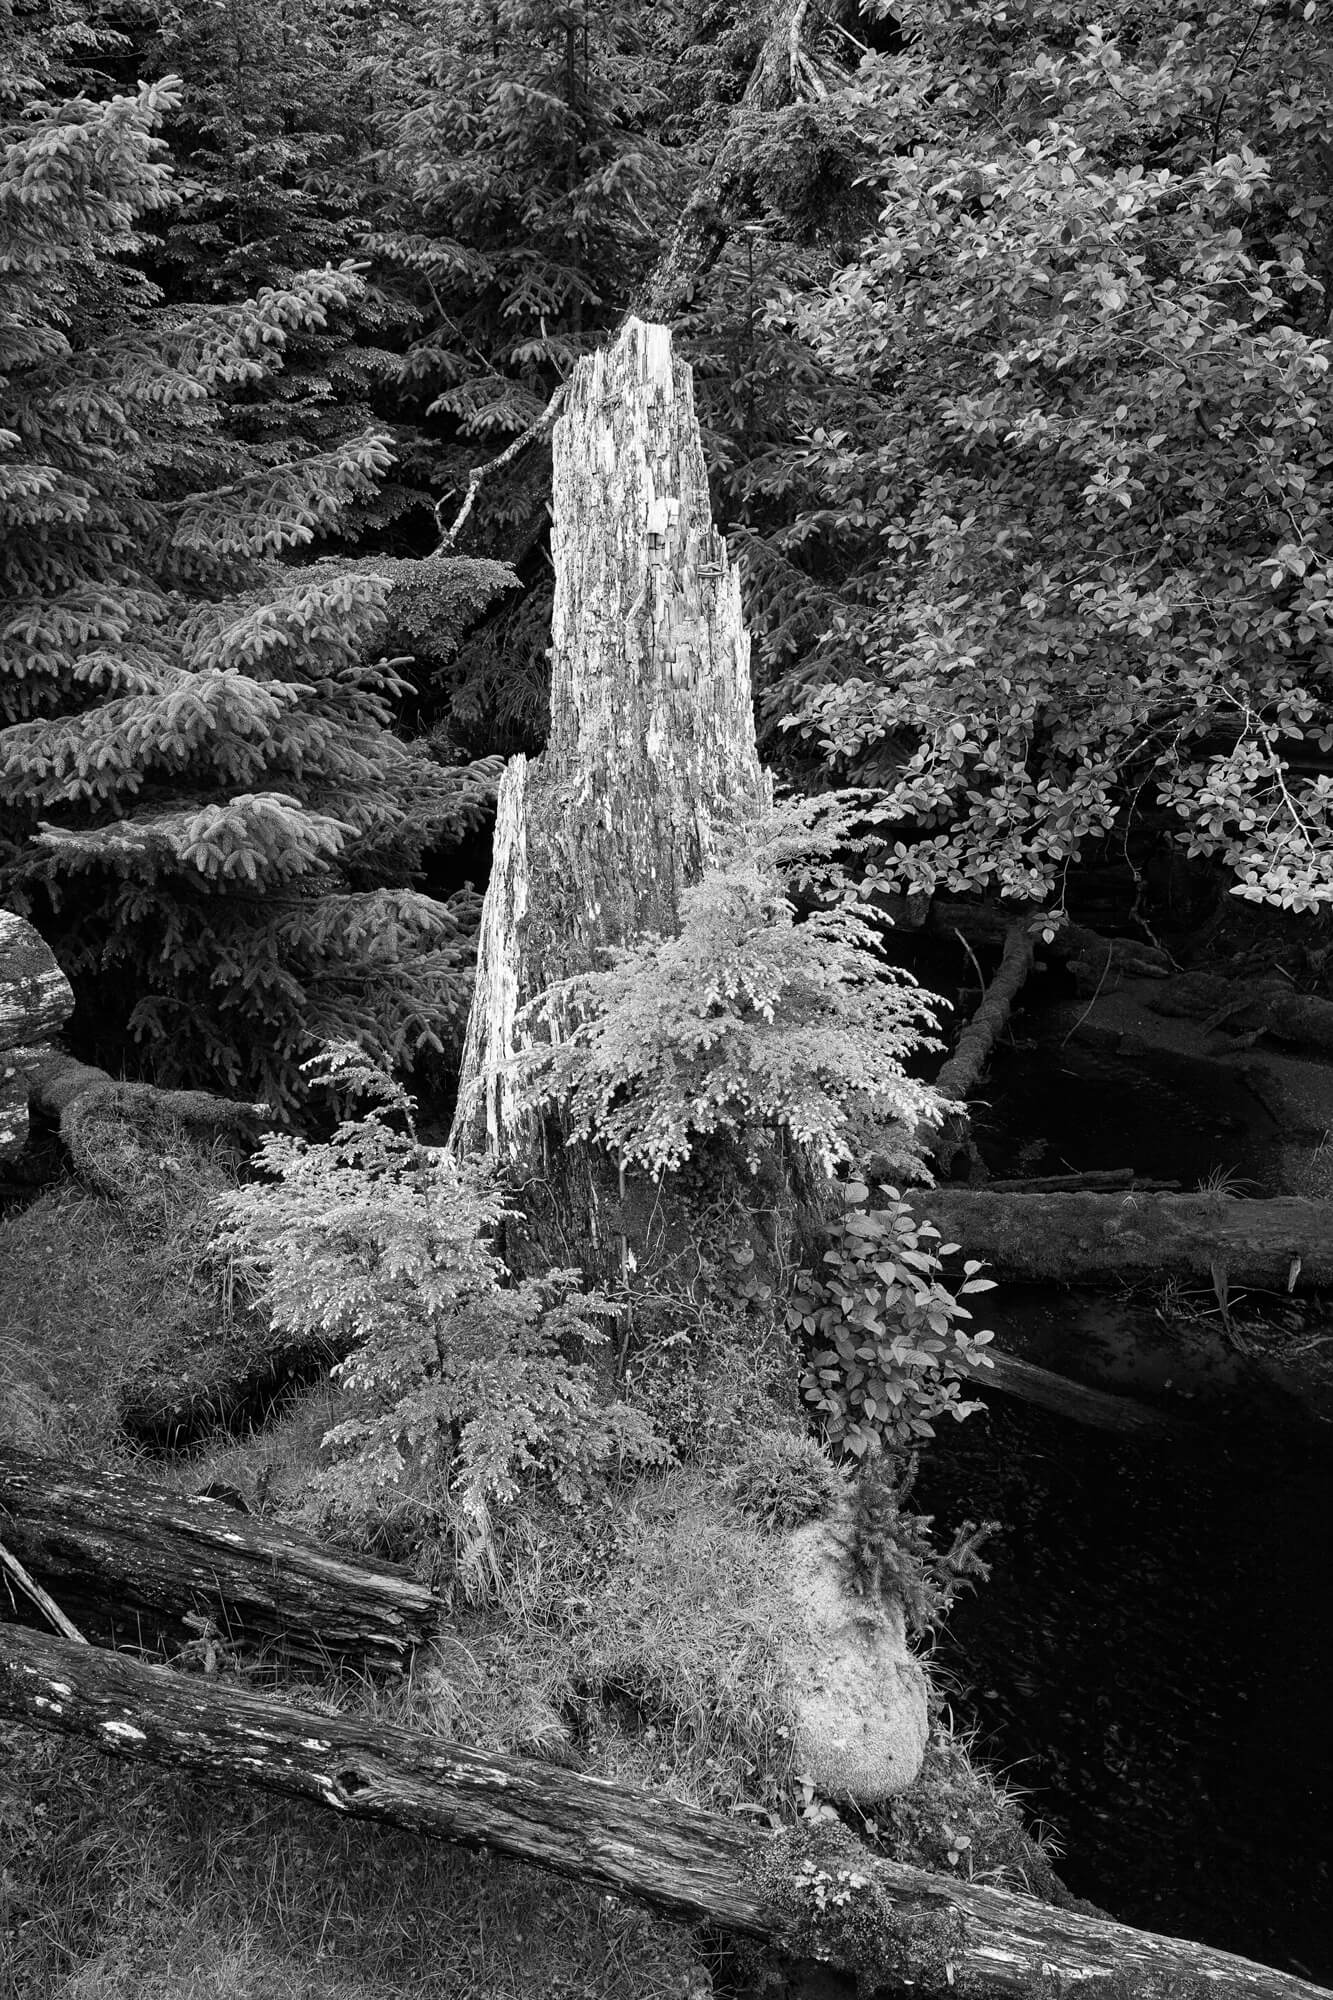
[0,1088,1067,2000]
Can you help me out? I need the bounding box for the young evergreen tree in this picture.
[0,28,515,1108]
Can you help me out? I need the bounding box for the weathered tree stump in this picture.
[450,318,772,1266]
[4,1623,1330,2000]
[0,1449,439,1668]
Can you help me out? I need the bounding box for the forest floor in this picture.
[0,1153,1060,2000]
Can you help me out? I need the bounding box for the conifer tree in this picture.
[358,0,686,746]
[0,25,515,1107]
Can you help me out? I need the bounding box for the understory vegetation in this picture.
[0,1126,1052,2000]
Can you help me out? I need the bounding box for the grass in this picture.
[0,1730,698,2000]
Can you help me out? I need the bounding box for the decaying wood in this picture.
[4,1624,1330,2000]
[0,1449,439,1669]
[927,903,1173,986]
[450,320,771,1255]
[0,909,265,1175]
[0,909,75,1159]
[1148,971,1333,1057]
[0,909,74,1051]
[907,1191,1333,1291]
[929,924,1035,1175]
[0,1534,87,1643]
[980,1351,1177,1438]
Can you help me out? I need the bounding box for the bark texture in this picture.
[929,923,1035,1176]
[0,1450,439,1668]
[906,1191,1333,1290]
[0,909,264,1176]
[4,1623,1330,2000]
[0,909,74,1160]
[451,319,770,1187]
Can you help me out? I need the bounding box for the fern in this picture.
[510,794,945,1177]
[216,1053,669,1558]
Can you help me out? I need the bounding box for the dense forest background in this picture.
[3,0,1332,1119]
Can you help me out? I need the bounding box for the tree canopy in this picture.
[2,0,1330,1112]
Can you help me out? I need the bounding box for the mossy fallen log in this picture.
[0,1449,439,1669]
[906,1191,1333,1291]
[3,1623,1330,2000]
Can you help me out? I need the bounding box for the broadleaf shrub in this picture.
[790,1182,995,1455]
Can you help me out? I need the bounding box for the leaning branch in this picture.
[3,1624,1329,2000]
[434,382,568,552]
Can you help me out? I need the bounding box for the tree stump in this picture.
[450,318,772,1268]
[0,910,74,1161]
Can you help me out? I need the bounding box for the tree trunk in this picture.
[633,0,833,323]
[906,1191,1333,1291]
[3,1624,1329,2000]
[0,1449,439,1670]
[450,319,771,1265]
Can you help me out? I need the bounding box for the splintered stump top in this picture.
[452,318,770,1161]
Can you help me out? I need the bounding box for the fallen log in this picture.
[3,1624,1328,2000]
[929,923,1035,1176]
[983,1169,1181,1193]
[0,909,266,1182]
[0,1449,439,1669]
[981,1351,1177,1438]
[906,1191,1333,1291]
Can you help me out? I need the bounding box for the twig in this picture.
[0,1534,87,1644]
[435,384,568,552]
[1060,943,1114,1049]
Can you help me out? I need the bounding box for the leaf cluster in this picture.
[790,1181,996,1455]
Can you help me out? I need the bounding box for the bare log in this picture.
[981,1351,1177,1438]
[0,1449,439,1669]
[3,1624,1329,2000]
[929,924,1034,1175]
[907,1191,1333,1291]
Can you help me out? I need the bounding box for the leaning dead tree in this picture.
[0,1450,439,1669]
[3,1623,1329,2000]
[450,318,772,1259]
